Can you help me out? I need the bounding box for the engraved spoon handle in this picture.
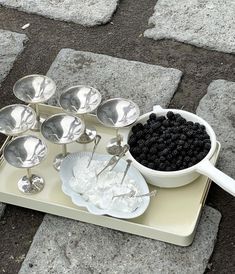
[110,144,130,171]
[120,160,132,185]
[87,135,101,168]
[134,190,157,198]
[96,155,118,177]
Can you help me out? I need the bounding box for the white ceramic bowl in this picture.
[59,152,150,219]
[121,105,235,197]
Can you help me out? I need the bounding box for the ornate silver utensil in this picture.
[113,190,157,199]
[120,159,132,185]
[87,135,101,168]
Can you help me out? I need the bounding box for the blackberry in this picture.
[184,156,191,163]
[159,163,166,170]
[149,113,157,120]
[148,163,155,169]
[165,139,172,145]
[180,134,187,140]
[132,147,141,155]
[152,122,161,130]
[158,143,165,151]
[136,131,144,139]
[149,146,158,154]
[156,116,166,122]
[162,148,169,155]
[135,123,144,130]
[160,156,166,162]
[137,139,145,147]
[187,121,194,127]
[131,125,139,134]
[162,120,170,127]
[141,160,148,166]
[204,143,211,150]
[166,111,175,120]
[142,147,149,154]
[169,143,176,150]
[167,154,173,160]
[186,130,194,137]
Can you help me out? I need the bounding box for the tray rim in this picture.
[0,103,221,246]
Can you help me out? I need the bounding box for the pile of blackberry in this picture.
[128,111,211,171]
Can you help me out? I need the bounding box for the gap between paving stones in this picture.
[0,0,119,27]
[0,29,28,220]
[145,0,235,54]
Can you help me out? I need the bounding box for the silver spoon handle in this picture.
[120,160,132,185]
[112,190,157,199]
[96,155,118,177]
[112,190,135,199]
[135,190,157,198]
[87,135,101,168]
[110,144,130,171]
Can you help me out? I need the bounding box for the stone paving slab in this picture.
[197,80,235,178]
[19,206,221,274]
[46,49,182,113]
[0,29,27,86]
[0,29,27,219]
[0,203,5,218]
[0,0,119,27]
[144,0,235,54]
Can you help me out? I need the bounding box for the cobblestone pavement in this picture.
[0,0,234,273]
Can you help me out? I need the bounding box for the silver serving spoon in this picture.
[120,160,132,185]
[87,135,101,168]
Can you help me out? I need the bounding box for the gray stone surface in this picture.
[197,80,235,178]
[0,0,119,27]
[19,206,221,274]
[0,29,27,86]
[0,203,5,219]
[0,29,27,219]
[46,49,182,113]
[144,0,235,54]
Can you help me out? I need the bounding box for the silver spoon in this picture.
[110,144,130,171]
[112,190,157,199]
[96,155,118,177]
[120,160,132,185]
[87,135,101,168]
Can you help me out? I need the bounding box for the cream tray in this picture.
[0,104,220,246]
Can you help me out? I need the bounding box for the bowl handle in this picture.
[196,159,235,197]
[153,105,164,112]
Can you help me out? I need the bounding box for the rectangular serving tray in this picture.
[0,104,220,246]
